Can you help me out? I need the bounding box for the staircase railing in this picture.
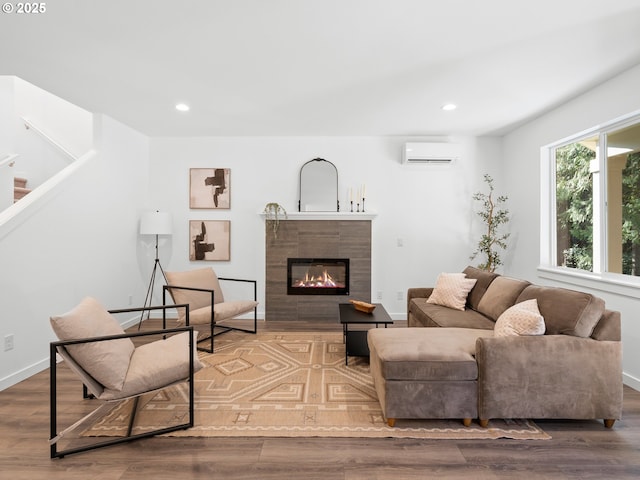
[1,115,93,235]
[0,149,96,239]
[0,154,20,210]
[22,117,79,162]
[0,153,19,169]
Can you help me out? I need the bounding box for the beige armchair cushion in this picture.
[166,268,258,326]
[165,268,225,307]
[50,297,134,392]
[187,300,259,325]
[101,330,204,401]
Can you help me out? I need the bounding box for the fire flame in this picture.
[293,269,340,288]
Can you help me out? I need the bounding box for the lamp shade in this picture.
[140,211,172,235]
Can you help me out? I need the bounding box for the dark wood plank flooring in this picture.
[2,318,640,479]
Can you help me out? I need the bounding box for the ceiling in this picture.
[2,0,640,137]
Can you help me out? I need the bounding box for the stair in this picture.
[14,177,31,202]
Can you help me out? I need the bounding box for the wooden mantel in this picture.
[259,211,377,221]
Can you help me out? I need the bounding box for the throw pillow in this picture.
[494,298,546,337]
[50,297,135,391]
[426,273,477,311]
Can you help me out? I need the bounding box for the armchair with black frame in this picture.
[49,297,203,458]
[163,267,258,353]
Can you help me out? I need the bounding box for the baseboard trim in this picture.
[624,372,640,392]
[0,357,49,392]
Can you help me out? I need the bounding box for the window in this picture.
[555,137,596,271]
[546,113,640,278]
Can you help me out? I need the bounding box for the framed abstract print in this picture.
[189,220,230,261]
[190,168,231,209]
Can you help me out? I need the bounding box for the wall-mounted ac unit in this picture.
[402,142,460,164]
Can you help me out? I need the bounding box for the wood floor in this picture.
[2,318,640,479]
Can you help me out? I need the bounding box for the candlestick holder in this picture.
[362,198,365,212]
[357,202,360,212]
[350,201,353,212]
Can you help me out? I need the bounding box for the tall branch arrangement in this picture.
[470,174,510,272]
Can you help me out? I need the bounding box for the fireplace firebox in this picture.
[287,258,350,295]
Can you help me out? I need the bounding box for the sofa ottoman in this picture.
[367,327,493,426]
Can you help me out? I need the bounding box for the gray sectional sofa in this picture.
[367,266,623,428]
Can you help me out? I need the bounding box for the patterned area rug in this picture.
[84,332,550,440]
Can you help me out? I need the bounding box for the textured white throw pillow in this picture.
[494,298,546,337]
[426,273,477,311]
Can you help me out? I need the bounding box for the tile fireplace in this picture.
[264,216,372,321]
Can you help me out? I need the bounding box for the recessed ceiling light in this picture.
[175,103,190,112]
[442,103,457,111]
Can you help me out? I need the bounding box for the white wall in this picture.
[149,136,503,319]
[502,64,640,389]
[0,77,14,152]
[0,77,16,210]
[0,114,150,390]
[13,76,93,158]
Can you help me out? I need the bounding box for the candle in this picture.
[349,188,353,202]
[362,184,366,198]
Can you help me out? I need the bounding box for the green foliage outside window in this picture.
[621,152,640,275]
[556,142,640,276]
[555,143,594,271]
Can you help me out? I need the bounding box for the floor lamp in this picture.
[139,210,172,326]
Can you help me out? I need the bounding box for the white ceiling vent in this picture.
[403,142,460,164]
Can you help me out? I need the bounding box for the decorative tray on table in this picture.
[349,299,376,314]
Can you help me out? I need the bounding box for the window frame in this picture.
[540,109,640,298]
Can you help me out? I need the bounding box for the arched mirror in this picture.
[298,158,339,212]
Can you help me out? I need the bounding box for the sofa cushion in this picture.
[515,285,605,338]
[426,273,477,311]
[409,298,496,329]
[367,328,493,381]
[462,266,499,310]
[476,276,531,320]
[494,299,546,337]
[591,309,621,342]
